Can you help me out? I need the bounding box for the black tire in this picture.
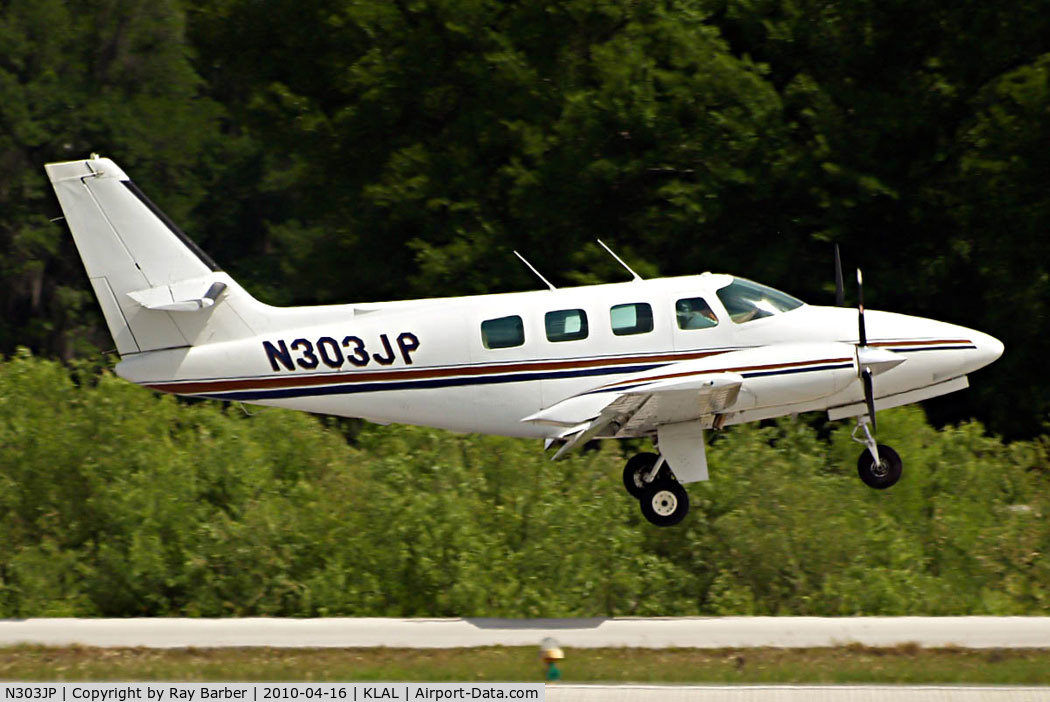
[622,452,665,499]
[857,444,903,489]
[639,479,690,527]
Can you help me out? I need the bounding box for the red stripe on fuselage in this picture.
[143,338,971,396]
[145,348,730,395]
[596,357,855,391]
[870,339,971,347]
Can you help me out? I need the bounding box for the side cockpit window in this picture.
[610,302,653,336]
[481,315,524,349]
[675,297,718,329]
[546,309,589,342]
[717,278,804,324]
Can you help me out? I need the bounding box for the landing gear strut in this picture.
[852,419,902,489]
[622,453,689,526]
[622,452,669,498]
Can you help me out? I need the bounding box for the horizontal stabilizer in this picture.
[46,155,261,353]
[128,281,227,312]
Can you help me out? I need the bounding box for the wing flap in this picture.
[546,372,743,459]
[550,395,649,460]
[617,373,742,436]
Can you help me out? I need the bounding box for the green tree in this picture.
[0,0,220,358]
[186,0,786,300]
[4,352,1050,618]
[4,0,1050,435]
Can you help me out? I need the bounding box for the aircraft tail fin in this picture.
[45,156,259,355]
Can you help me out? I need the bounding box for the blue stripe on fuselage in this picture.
[188,343,973,402]
[197,361,669,401]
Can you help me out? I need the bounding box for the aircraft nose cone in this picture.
[970,330,1005,369]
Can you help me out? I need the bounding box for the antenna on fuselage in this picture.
[597,239,643,281]
[834,243,845,307]
[513,250,557,290]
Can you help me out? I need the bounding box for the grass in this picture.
[2,645,1050,683]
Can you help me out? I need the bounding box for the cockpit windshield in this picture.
[716,278,804,324]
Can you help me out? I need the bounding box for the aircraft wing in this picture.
[525,372,743,460]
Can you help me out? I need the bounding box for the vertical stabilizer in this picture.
[46,156,256,354]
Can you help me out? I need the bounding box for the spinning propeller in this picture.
[834,245,904,433]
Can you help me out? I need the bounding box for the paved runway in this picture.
[2,617,1050,648]
[546,685,1050,701]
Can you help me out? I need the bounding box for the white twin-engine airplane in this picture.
[47,156,1004,526]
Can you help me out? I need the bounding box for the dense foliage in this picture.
[2,0,1049,618]
[2,353,1048,617]
[0,0,1048,435]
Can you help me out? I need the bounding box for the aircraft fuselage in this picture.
[46,155,1005,525]
[114,273,1002,438]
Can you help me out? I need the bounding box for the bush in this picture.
[2,351,1048,616]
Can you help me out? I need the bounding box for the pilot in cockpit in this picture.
[676,298,719,329]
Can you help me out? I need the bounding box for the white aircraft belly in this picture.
[257,386,487,434]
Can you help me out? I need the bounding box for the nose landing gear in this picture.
[622,453,690,526]
[853,419,902,489]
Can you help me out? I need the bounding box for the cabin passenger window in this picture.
[610,303,653,336]
[481,315,524,349]
[675,297,719,330]
[545,309,589,342]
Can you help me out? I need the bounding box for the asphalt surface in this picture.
[2,617,1050,648]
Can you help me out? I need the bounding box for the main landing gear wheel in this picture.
[622,452,670,498]
[857,444,903,489]
[622,452,690,526]
[639,479,690,527]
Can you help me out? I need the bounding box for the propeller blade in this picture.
[834,244,845,307]
[856,268,867,346]
[861,367,877,433]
